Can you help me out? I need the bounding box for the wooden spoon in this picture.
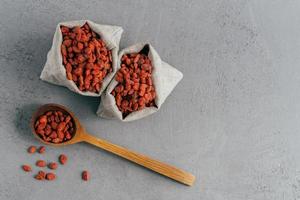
[30,104,195,186]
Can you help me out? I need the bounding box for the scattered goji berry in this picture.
[34,171,46,180]
[82,170,90,181]
[59,154,67,165]
[46,172,56,181]
[36,160,47,167]
[22,165,32,172]
[38,171,46,178]
[38,146,46,154]
[48,162,58,170]
[27,146,36,154]
[34,174,43,180]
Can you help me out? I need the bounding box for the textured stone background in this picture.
[1,1,300,200]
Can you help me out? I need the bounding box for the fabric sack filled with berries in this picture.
[40,20,123,96]
[97,43,183,121]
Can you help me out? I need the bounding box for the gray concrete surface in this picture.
[1,0,300,199]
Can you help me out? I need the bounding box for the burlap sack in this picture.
[97,43,183,121]
[40,20,123,96]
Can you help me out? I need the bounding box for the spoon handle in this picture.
[81,133,195,186]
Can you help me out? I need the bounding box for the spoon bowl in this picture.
[30,103,195,186]
[30,103,84,146]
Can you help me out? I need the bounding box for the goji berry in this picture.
[38,146,46,154]
[82,170,90,181]
[59,154,67,165]
[36,160,47,167]
[45,172,56,181]
[34,174,43,180]
[27,146,36,154]
[34,171,46,180]
[48,162,58,170]
[22,165,32,172]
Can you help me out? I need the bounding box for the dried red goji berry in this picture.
[36,160,47,167]
[35,174,44,180]
[48,162,58,170]
[38,146,46,154]
[82,170,90,181]
[22,165,32,172]
[45,172,56,181]
[40,115,48,123]
[35,170,46,180]
[27,146,36,154]
[59,154,67,165]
